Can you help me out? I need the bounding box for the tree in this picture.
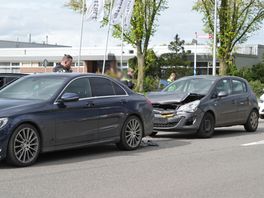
[66,0,168,92]
[159,34,190,69]
[193,0,264,75]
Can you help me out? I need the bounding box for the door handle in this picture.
[120,99,127,104]
[85,102,95,108]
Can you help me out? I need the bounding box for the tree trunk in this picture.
[136,51,145,92]
[219,59,228,75]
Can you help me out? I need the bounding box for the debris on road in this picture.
[141,139,159,147]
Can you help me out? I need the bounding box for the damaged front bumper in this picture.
[153,108,204,132]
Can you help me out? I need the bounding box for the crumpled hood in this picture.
[147,92,189,104]
[0,98,44,117]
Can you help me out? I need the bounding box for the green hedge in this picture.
[249,80,264,97]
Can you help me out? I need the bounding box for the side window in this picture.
[113,82,126,95]
[0,77,4,87]
[89,77,115,97]
[6,77,17,84]
[64,78,91,98]
[232,79,247,94]
[215,79,231,95]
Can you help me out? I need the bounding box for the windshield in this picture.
[0,76,68,100]
[163,78,215,95]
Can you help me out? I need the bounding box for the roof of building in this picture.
[0,40,70,48]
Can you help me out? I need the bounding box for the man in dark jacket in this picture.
[53,54,73,73]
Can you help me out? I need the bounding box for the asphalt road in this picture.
[1,120,264,198]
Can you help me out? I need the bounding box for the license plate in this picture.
[154,117,168,124]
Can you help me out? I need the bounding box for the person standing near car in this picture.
[53,54,73,73]
[167,72,176,84]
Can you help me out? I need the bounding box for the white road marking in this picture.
[242,140,264,146]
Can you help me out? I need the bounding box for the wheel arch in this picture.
[205,110,216,122]
[11,121,43,151]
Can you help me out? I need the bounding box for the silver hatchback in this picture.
[147,76,259,138]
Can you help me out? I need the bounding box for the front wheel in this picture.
[244,110,259,132]
[260,115,264,119]
[6,124,41,167]
[196,113,215,138]
[116,116,143,150]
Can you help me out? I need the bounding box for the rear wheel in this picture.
[6,124,40,167]
[196,113,215,138]
[244,110,259,132]
[116,116,143,150]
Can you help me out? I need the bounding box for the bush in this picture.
[249,80,264,97]
[144,76,160,92]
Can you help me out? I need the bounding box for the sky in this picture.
[0,0,263,47]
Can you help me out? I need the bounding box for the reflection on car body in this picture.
[147,75,259,138]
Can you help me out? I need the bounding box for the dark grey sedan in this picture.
[147,76,259,138]
[0,73,153,166]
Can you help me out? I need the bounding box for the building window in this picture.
[0,62,10,66]
[39,62,55,67]
[11,63,20,66]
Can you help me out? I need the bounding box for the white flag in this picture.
[86,0,105,22]
[123,0,135,31]
[111,0,129,25]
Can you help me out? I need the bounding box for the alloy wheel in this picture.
[250,111,258,130]
[125,119,142,148]
[14,127,40,164]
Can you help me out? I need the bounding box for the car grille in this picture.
[154,122,179,128]
[152,103,180,110]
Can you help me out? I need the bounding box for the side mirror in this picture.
[218,91,228,98]
[58,92,79,103]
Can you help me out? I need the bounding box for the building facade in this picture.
[0,40,262,75]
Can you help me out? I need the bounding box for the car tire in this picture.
[196,112,215,138]
[6,124,41,167]
[116,116,143,151]
[244,110,259,132]
[260,115,264,119]
[149,132,158,137]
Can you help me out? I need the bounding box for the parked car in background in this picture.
[0,73,27,89]
[147,75,259,138]
[0,73,153,167]
[259,93,264,119]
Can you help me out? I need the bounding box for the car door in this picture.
[54,77,99,145]
[89,77,128,140]
[212,79,239,126]
[231,79,250,123]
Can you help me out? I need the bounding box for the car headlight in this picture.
[177,100,200,113]
[0,118,8,129]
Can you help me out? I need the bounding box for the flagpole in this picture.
[78,0,85,73]
[120,14,124,71]
[194,32,197,76]
[102,0,114,74]
[212,0,217,76]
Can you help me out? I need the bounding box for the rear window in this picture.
[231,79,247,94]
[89,77,115,97]
[113,82,126,95]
